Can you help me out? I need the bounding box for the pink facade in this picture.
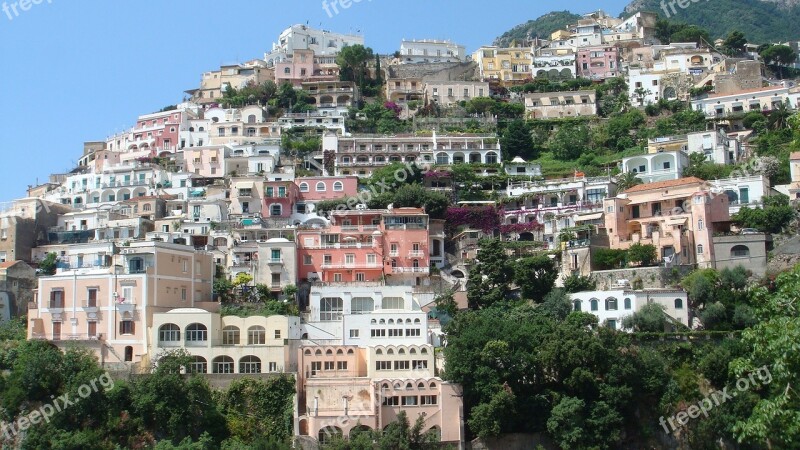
[133,110,184,156]
[603,177,730,267]
[296,176,359,202]
[296,345,462,445]
[577,46,621,80]
[297,208,430,283]
[27,242,214,367]
[263,180,300,218]
[275,49,317,87]
[183,147,224,178]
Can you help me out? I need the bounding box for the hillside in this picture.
[624,0,800,43]
[493,11,581,46]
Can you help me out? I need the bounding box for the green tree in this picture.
[500,119,536,160]
[465,97,497,115]
[563,274,596,293]
[626,243,658,267]
[38,252,58,275]
[615,171,643,192]
[732,193,795,233]
[336,44,374,91]
[513,254,557,301]
[468,387,516,438]
[466,239,514,309]
[669,25,710,46]
[760,44,798,79]
[622,303,668,332]
[722,31,747,56]
[549,124,590,161]
[434,290,459,318]
[539,288,573,320]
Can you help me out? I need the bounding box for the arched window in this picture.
[435,152,449,165]
[185,323,208,343]
[158,323,180,343]
[418,382,425,389]
[299,182,309,192]
[284,67,291,75]
[212,356,234,373]
[697,219,704,230]
[336,349,344,355]
[406,383,413,390]
[697,244,704,255]
[143,204,152,212]
[333,181,344,191]
[347,349,354,354]
[189,356,207,373]
[387,349,394,355]
[590,299,599,311]
[429,382,437,389]
[304,349,312,355]
[222,325,240,345]
[315,349,322,356]
[410,348,417,354]
[398,348,406,355]
[326,349,333,356]
[421,348,428,354]
[239,355,261,374]
[605,298,618,311]
[573,300,581,312]
[318,427,343,445]
[248,326,266,345]
[316,182,326,192]
[674,298,684,309]
[731,245,750,258]
[624,298,632,310]
[376,349,383,355]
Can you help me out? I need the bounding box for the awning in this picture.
[667,217,687,226]
[575,212,603,221]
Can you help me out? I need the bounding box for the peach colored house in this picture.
[296,176,359,202]
[603,177,730,267]
[297,208,430,285]
[28,241,214,368]
[296,345,462,446]
[183,147,225,178]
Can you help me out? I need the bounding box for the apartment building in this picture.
[532,50,576,80]
[603,177,731,267]
[297,208,430,285]
[28,241,214,367]
[105,106,198,157]
[472,46,532,82]
[150,308,302,374]
[188,61,273,105]
[692,85,800,120]
[709,175,770,215]
[324,133,501,178]
[426,81,490,107]
[524,90,597,119]
[296,343,462,446]
[398,39,467,64]
[264,25,364,65]
[205,106,280,147]
[0,199,70,263]
[302,80,359,114]
[182,146,225,178]
[576,46,621,80]
[385,78,424,105]
[569,289,689,330]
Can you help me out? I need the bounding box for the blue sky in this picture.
[0,0,630,203]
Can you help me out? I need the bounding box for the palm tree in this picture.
[616,171,643,192]
[768,101,792,130]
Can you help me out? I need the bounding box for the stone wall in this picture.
[469,433,557,450]
[591,265,694,290]
[387,62,480,82]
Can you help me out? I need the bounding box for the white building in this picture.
[569,289,689,330]
[303,285,431,347]
[709,175,770,215]
[398,40,466,64]
[692,85,800,119]
[265,25,364,66]
[532,51,576,80]
[622,149,689,183]
[504,157,542,177]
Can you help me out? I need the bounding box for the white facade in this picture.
[304,285,430,347]
[265,25,364,65]
[569,289,689,330]
[532,52,576,79]
[692,85,800,118]
[709,175,770,215]
[622,150,689,183]
[686,129,743,165]
[399,40,466,64]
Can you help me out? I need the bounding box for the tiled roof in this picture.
[623,177,705,193]
[790,152,800,160]
[0,261,21,269]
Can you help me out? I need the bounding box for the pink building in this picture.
[263,180,300,219]
[296,345,462,446]
[603,177,730,267]
[297,208,430,284]
[27,242,214,367]
[183,147,225,178]
[107,110,187,157]
[275,49,318,87]
[577,46,621,80]
[296,176,359,202]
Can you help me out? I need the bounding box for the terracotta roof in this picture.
[0,261,21,269]
[790,152,800,161]
[623,177,705,194]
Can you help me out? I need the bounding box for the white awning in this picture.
[667,217,687,226]
[575,212,603,221]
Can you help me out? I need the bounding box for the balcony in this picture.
[115,300,136,314]
[268,258,284,265]
[320,263,382,270]
[408,250,426,258]
[61,334,103,342]
[81,301,99,314]
[391,267,430,274]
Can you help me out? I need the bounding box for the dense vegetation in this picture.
[445,235,800,447]
[493,11,582,47]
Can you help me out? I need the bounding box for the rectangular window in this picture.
[376,361,392,370]
[88,321,97,338]
[119,320,135,335]
[337,361,348,370]
[389,329,403,337]
[87,289,98,307]
[394,360,410,370]
[351,297,374,315]
[382,396,400,406]
[413,360,428,369]
[334,273,342,282]
[303,255,312,265]
[350,329,360,338]
[274,330,281,339]
[371,329,386,337]
[406,328,421,337]
[311,361,321,375]
[355,272,365,282]
[739,187,749,204]
[49,290,64,309]
[324,361,335,371]
[269,362,278,372]
[401,396,418,406]
[320,297,343,321]
[382,297,404,310]
[420,395,438,405]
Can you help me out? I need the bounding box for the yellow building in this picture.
[472,46,532,83]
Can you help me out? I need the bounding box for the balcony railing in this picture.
[320,263,382,269]
[408,250,426,257]
[391,267,430,274]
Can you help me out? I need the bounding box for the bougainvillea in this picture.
[322,150,336,176]
[445,206,503,233]
[499,221,544,234]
